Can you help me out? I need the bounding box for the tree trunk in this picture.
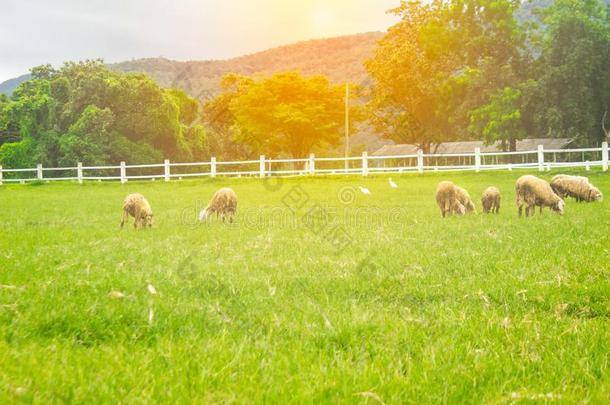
[509,138,516,152]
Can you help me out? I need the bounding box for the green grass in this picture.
[1,170,609,403]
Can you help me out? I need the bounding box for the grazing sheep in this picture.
[454,185,476,213]
[550,174,603,202]
[436,181,466,218]
[481,187,501,214]
[121,193,153,229]
[199,187,238,223]
[515,175,565,217]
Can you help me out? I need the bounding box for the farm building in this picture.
[370,138,578,169]
[371,138,574,156]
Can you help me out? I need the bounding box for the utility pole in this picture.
[344,83,350,171]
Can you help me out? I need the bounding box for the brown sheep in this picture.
[515,175,565,217]
[121,193,153,229]
[199,187,238,223]
[436,181,466,218]
[481,187,501,214]
[455,185,476,213]
[550,174,603,202]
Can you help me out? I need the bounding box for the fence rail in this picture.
[0,142,608,184]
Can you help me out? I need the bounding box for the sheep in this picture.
[454,185,476,213]
[550,174,603,202]
[515,175,565,217]
[481,186,501,214]
[121,193,153,229]
[436,181,466,218]
[199,187,238,223]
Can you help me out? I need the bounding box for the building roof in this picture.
[371,138,573,156]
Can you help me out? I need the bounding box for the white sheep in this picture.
[199,187,238,223]
[515,175,564,217]
[550,174,603,202]
[436,181,466,218]
[121,193,153,229]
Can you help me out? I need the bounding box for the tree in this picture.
[227,72,357,158]
[0,60,207,167]
[468,87,526,150]
[202,74,254,159]
[529,0,610,145]
[366,0,527,151]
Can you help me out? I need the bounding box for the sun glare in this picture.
[310,6,334,33]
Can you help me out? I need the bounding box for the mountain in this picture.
[0,74,31,95]
[110,32,383,100]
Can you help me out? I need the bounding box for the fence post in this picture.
[259,155,265,178]
[602,141,608,172]
[0,165,3,185]
[309,153,315,175]
[211,157,217,177]
[120,161,127,184]
[164,159,170,182]
[362,151,368,176]
[417,150,424,173]
[37,164,43,180]
[537,144,544,172]
[77,162,83,184]
[474,147,481,172]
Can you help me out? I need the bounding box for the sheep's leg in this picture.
[133,207,140,229]
[120,209,129,229]
[517,199,523,217]
[539,205,543,215]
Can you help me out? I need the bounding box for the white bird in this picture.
[389,178,398,188]
[359,186,371,195]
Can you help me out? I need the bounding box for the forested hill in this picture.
[110,32,383,100]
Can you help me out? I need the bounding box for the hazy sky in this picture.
[0,0,400,82]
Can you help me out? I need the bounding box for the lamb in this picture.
[454,185,476,213]
[515,175,565,217]
[121,193,153,229]
[550,174,603,202]
[481,186,501,214]
[199,187,238,223]
[436,181,466,218]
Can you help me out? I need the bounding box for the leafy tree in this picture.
[366,0,527,151]
[203,72,357,159]
[0,60,207,167]
[529,0,610,145]
[202,74,257,159]
[228,72,356,158]
[468,87,526,150]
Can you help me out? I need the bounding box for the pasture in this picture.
[0,170,609,403]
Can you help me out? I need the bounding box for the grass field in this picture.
[1,170,609,403]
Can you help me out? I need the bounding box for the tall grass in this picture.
[0,170,608,402]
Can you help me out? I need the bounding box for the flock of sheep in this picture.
[119,173,603,228]
[436,174,603,218]
[120,187,237,229]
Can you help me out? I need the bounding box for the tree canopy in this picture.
[0,60,206,167]
[366,0,610,151]
[205,72,358,158]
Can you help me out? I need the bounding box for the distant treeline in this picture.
[1,0,609,167]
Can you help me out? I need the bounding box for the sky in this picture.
[0,0,400,82]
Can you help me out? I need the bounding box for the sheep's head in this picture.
[465,200,476,213]
[552,199,565,215]
[199,209,208,222]
[589,187,603,202]
[453,202,466,215]
[144,213,154,228]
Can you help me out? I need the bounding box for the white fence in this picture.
[0,142,608,184]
